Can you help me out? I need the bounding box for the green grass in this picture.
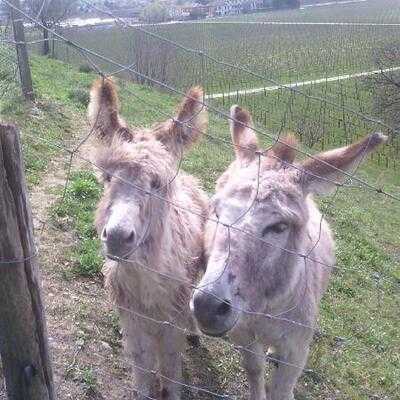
[1,43,399,399]
[0,55,97,185]
[310,170,400,399]
[51,171,103,277]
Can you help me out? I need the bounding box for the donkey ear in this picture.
[156,86,208,155]
[88,78,132,144]
[266,133,298,165]
[230,105,259,163]
[300,133,388,195]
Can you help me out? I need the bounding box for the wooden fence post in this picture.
[9,0,35,101]
[0,124,55,400]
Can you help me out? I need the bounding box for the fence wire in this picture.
[0,1,399,399]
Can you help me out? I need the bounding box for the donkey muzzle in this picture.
[192,289,237,337]
[101,225,136,259]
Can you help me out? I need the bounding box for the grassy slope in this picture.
[1,55,399,399]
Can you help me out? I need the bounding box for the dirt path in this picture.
[33,157,132,399]
[35,129,140,399]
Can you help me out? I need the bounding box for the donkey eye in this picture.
[151,177,161,190]
[104,174,112,183]
[262,222,288,236]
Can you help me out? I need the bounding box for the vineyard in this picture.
[46,20,399,92]
[0,0,399,399]
[225,0,400,23]
[24,0,400,167]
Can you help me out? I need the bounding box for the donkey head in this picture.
[89,79,207,261]
[192,105,387,337]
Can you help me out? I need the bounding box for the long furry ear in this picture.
[229,105,259,163]
[300,132,388,195]
[155,86,208,156]
[88,78,131,144]
[267,134,298,165]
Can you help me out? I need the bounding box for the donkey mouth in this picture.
[198,316,239,338]
[103,246,138,262]
[199,327,231,338]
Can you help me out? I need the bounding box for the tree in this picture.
[25,0,78,55]
[140,1,169,23]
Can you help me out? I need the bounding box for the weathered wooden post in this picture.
[0,124,55,400]
[9,0,35,101]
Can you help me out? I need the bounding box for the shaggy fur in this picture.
[192,105,387,400]
[88,78,208,400]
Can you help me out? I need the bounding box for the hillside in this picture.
[0,53,399,399]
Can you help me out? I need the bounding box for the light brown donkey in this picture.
[191,105,387,400]
[88,79,208,400]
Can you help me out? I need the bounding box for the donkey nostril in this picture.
[216,300,231,316]
[101,227,107,241]
[127,230,135,242]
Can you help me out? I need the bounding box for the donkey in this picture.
[88,79,208,400]
[191,105,387,400]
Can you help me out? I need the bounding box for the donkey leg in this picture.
[268,337,311,400]
[158,325,185,400]
[122,316,159,399]
[240,342,267,400]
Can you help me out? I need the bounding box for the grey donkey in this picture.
[191,104,387,400]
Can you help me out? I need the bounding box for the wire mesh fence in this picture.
[0,0,399,399]
[22,1,400,167]
[0,20,18,106]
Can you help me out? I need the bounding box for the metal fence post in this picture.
[0,124,55,400]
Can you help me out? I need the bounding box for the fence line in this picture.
[1,7,396,277]
[30,208,340,370]
[18,126,396,345]
[2,0,398,332]
[2,199,392,400]
[0,1,398,399]
[4,0,398,197]
[81,0,400,135]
